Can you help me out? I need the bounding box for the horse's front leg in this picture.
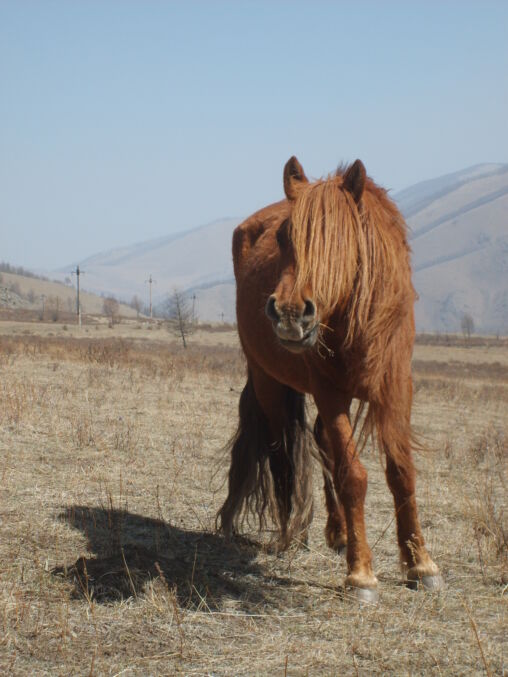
[382,378,443,590]
[383,423,443,589]
[315,393,378,603]
[314,415,347,553]
[385,455,441,588]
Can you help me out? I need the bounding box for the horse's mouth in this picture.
[276,324,319,353]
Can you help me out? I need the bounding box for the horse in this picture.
[217,156,442,602]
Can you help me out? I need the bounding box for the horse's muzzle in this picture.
[265,295,318,352]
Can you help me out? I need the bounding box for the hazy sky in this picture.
[1,1,507,270]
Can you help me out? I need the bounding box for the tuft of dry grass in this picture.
[0,330,506,675]
[468,432,507,576]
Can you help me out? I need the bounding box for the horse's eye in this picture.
[276,224,288,247]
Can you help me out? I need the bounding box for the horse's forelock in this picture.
[289,177,364,323]
[288,172,413,357]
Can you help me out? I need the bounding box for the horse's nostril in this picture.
[303,299,316,317]
[265,296,279,321]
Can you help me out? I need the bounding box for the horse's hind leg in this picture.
[314,416,347,553]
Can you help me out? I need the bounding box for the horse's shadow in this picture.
[54,505,286,610]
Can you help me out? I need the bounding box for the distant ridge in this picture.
[397,163,508,219]
[404,163,508,333]
[54,165,507,332]
[54,217,241,320]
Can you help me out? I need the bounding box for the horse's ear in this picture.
[343,159,366,204]
[283,156,308,201]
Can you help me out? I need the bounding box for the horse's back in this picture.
[232,200,289,280]
[232,200,312,389]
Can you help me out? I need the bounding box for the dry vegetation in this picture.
[0,271,137,319]
[0,326,506,675]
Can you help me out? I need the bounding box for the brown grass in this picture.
[0,328,506,675]
[415,333,508,348]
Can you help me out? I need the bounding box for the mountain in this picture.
[403,163,508,333]
[56,218,241,321]
[55,164,508,332]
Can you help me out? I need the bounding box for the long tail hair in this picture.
[216,373,314,549]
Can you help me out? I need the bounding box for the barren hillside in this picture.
[0,271,137,319]
[52,163,508,331]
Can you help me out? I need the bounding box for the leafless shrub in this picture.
[130,294,143,318]
[9,280,21,295]
[44,294,61,322]
[161,289,195,348]
[103,296,120,325]
[461,313,475,345]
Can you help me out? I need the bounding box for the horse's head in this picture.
[265,156,366,353]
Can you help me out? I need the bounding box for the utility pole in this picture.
[72,265,84,326]
[220,312,225,324]
[145,275,156,319]
[192,294,196,323]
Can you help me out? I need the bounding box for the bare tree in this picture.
[130,294,143,318]
[461,312,474,345]
[9,281,21,296]
[45,295,60,322]
[103,296,120,325]
[162,289,195,348]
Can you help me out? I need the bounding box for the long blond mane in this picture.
[290,169,415,401]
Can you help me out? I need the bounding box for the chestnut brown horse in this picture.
[217,157,442,602]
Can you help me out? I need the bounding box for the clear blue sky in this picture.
[1,1,507,269]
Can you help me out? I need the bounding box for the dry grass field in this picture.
[0,323,506,676]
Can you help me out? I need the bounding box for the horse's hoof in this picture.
[407,574,444,591]
[345,586,379,606]
[336,544,347,556]
[420,574,444,591]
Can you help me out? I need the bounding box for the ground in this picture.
[0,320,506,676]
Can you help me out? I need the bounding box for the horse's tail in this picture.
[216,373,314,549]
